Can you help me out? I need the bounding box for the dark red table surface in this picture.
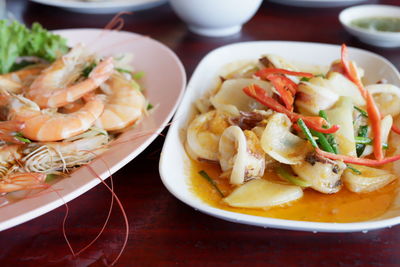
[1,0,400,266]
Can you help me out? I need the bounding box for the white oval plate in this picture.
[159,41,400,233]
[0,29,186,231]
[30,0,166,14]
[269,0,367,8]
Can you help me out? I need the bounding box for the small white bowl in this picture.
[169,0,262,37]
[339,5,400,48]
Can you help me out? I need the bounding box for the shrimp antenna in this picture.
[104,11,133,32]
[89,11,142,54]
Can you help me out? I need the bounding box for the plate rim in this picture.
[159,40,400,233]
[269,0,368,8]
[29,0,167,12]
[0,28,186,232]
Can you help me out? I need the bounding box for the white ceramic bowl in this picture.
[159,41,400,233]
[339,4,400,48]
[169,0,262,37]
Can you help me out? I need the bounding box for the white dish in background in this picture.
[169,0,262,37]
[269,0,367,8]
[0,29,186,231]
[340,5,400,48]
[30,0,166,14]
[159,41,400,233]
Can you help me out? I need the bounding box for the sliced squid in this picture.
[296,78,339,115]
[367,84,400,117]
[326,96,356,157]
[296,73,365,115]
[291,152,346,194]
[223,179,303,208]
[218,126,265,185]
[326,72,365,106]
[260,113,308,165]
[186,110,230,162]
[210,78,273,116]
[343,165,396,193]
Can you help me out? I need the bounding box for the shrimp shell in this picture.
[95,72,145,131]
[8,94,105,141]
[27,44,114,108]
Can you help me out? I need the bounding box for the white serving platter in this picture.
[0,29,186,231]
[30,0,166,14]
[159,41,400,232]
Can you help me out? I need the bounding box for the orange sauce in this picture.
[189,159,398,223]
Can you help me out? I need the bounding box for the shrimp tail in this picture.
[0,172,46,193]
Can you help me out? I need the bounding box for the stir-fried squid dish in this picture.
[186,44,400,222]
[0,21,147,198]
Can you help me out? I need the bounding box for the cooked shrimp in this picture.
[0,65,47,94]
[8,94,105,141]
[0,77,21,94]
[0,121,26,144]
[95,72,145,131]
[27,44,114,108]
[0,145,22,176]
[0,172,46,193]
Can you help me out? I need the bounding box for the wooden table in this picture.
[1,0,400,266]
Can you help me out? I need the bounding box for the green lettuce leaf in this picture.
[0,20,68,74]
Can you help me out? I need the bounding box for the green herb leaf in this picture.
[276,166,311,187]
[318,110,339,154]
[14,132,31,143]
[356,125,369,157]
[45,174,57,183]
[116,67,133,75]
[346,164,362,175]
[297,118,318,148]
[354,106,368,118]
[310,129,335,153]
[133,71,145,80]
[82,62,97,78]
[355,136,372,144]
[300,77,310,82]
[198,170,224,197]
[146,103,154,110]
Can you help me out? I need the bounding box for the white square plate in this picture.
[159,41,400,233]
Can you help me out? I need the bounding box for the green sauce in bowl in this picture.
[351,17,400,33]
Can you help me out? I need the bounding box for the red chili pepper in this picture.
[316,148,400,167]
[266,74,295,111]
[267,74,297,94]
[392,124,400,135]
[340,44,351,79]
[342,44,383,160]
[243,84,339,134]
[255,68,314,79]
